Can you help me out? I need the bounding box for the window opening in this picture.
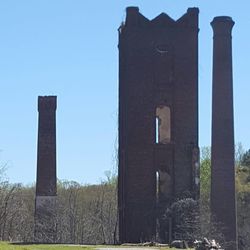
[156,171,160,203]
[156,117,159,143]
[156,106,171,143]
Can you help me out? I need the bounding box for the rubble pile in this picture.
[194,238,224,250]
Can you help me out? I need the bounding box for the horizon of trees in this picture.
[0,144,249,249]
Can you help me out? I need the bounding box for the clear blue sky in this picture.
[0,1,249,185]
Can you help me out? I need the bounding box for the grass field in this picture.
[0,242,189,250]
[0,242,95,250]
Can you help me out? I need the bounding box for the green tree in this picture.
[240,149,250,167]
[200,146,211,207]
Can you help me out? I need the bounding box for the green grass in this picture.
[0,242,93,250]
[0,242,191,250]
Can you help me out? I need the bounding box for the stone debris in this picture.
[121,242,168,247]
[194,238,224,250]
[170,240,189,249]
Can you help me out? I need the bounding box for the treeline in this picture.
[199,145,250,249]
[0,171,118,244]
[0,146,249,248]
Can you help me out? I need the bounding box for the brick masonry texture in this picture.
[118,7,199,243]
[211,17,238,250]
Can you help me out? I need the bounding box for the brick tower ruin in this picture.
[118,7,199,243]
[211,17,238,249]
[34,96,57,242]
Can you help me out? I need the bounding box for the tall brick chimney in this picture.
[211,16,238,250]
[34,96,57,242]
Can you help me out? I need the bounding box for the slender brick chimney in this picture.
[211,16,238,249]
[34,96,57,242]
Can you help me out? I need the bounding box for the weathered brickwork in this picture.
[211,17,238,250]
[36,96,57,196]
[118,7,199,243]
[34,96,57,242]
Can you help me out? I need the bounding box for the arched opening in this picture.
[156,106,171,144]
